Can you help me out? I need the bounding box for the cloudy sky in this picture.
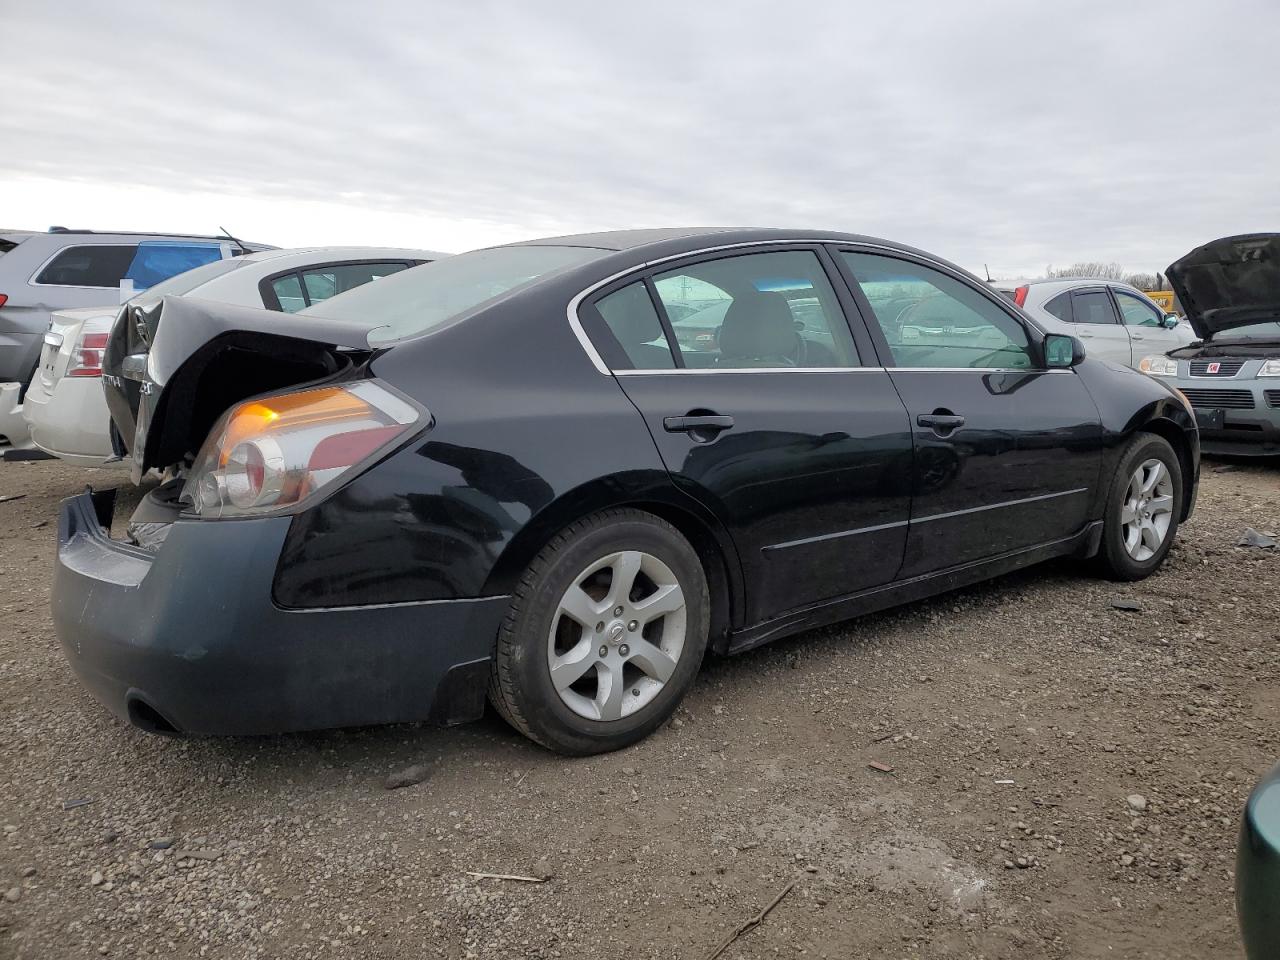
[2,0,1277,277]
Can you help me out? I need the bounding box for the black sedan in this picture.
[56,228,1199,754]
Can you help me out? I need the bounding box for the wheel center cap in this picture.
[608,621,626,644]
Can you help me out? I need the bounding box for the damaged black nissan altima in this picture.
[55,228,1199,754]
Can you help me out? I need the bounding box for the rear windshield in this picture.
[135,256,248,299]
[304,244,608,344]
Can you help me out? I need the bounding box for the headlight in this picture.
[182,381,423,518]
[1258,359,1280,377]
[1139,355,1178,377]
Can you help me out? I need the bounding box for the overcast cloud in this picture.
[2,0,1277,276]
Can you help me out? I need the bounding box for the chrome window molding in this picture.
[567,237,1050,377]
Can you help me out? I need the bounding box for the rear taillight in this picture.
[0,294,8,309]
[1013,285,1029,307]
[182,381,423,518]
[67,333,110,377]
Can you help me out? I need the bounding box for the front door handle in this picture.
[917,412,965,435]
[1130,333,1145,340]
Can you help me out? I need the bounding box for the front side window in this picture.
[1070,290,1119,325]
[34,241,225,289]
[1114,290,1163,327]
[651,250,859,369]
[841,252,1033,369]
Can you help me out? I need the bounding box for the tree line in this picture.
[1044,262,1166,291]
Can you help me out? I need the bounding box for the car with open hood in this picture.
[1138,233,1280,455]
[52,227,1199,754]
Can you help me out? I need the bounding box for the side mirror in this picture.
[1162,313,1180,329]
[1044,333,1085,368]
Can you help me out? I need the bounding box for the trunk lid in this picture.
[102,295,377,481]
[1167,234,1280,341]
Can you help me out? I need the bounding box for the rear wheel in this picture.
[1094,434,1182,580]
[488,509,709,755]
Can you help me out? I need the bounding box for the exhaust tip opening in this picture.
[126,697,181,736]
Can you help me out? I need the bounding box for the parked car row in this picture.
[14,224,1277,956]
[20,246,442,466]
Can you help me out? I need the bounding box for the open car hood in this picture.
[1167,234,1280,341]
[102,295,377,480]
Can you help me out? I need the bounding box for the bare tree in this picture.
[1044,263,1167,291]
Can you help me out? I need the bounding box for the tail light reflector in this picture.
[1013,285,1029,307]
[67,333,111,377]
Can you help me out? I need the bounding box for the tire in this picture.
[487,508,710,755]
[1094,433,1183,581]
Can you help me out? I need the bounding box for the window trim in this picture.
[1044,291,1075,324]
[257,258,423,311]
[575,242,867,374]
[830,244,1048,371]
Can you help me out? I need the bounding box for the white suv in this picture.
[993,279,1194,368]
[0,228,271,451]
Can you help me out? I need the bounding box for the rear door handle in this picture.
[663,414,735,434]
[917,413,965,434]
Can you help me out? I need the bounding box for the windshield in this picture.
[303,244,608,344]
[1214,321,1280,341]
[134,256,247,299]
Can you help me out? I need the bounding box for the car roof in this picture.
[507,226,936,262]
[993,277,1140,290]
[235,246,448,266]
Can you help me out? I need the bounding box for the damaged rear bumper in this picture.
[53,488,507,736]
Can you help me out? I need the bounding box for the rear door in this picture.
[578,246,913,625]
[1062,286,1132,366]
[835,249,1103,578]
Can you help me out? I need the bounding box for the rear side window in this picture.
[272,274,307,312]
[1070,290,1118,325]
[1044,292,1073,322]
[267,261,413,313]
[301,262,410,307]
[34,241,225,289]
[652,250,860,369]
[595,282,676,369]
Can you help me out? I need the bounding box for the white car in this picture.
[23,246,445,467]
[992,279,1194,368]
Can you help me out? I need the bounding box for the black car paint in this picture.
[62,228,1199,735]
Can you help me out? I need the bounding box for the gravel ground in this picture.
[1,458,1277,960]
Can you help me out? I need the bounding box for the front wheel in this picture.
[488,509,709,755]
[1094,434,1183,581]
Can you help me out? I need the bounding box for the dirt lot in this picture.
[1,458,1277,960]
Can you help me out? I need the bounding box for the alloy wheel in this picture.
[1121,458,1174,561]
[546,550,687,721]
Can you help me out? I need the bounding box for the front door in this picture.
[580,247,914,625]
[1112,286,1184,359]
[836,249,1103,578]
